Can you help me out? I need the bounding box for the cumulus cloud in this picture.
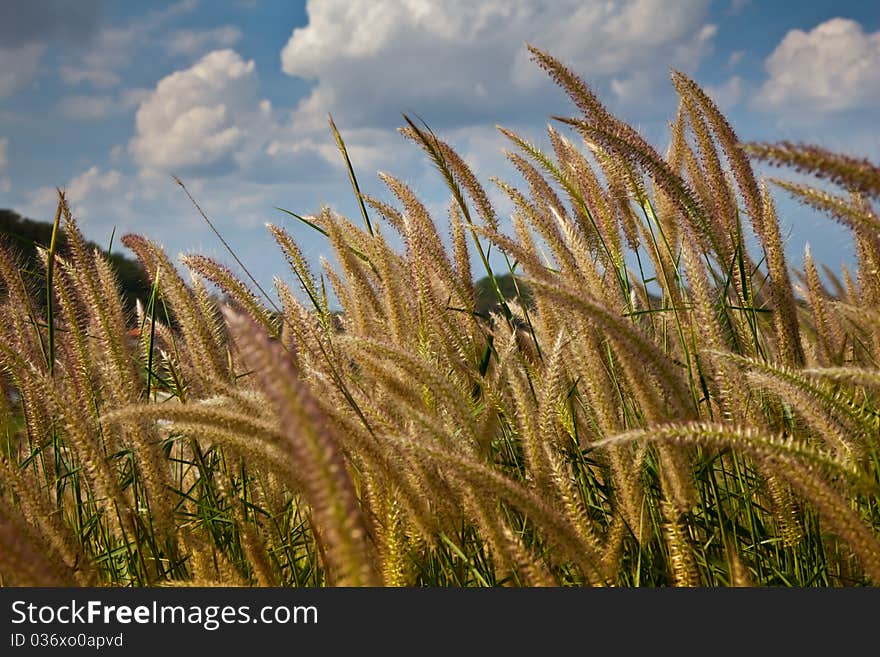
[0,0,102,47]
[59,0,199,90]
[0,0,102,98]
[0,44,45,99]
[129,50,264,172]
[58,65,121,89]
[67,166,122,200]
[166,26,243,56]
[280,0,715,130]
[756,18,880,113]
[0,138,9,194]
[705,75,745,110]
[59,89,151,120]
[22,165,128,231]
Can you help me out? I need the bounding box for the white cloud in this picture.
[129,50,264,171]
[22,166,126,229]
[58,65,121,88]
[0,137,8,194]
[705,75,745,110]
[0,43,45,98]
[59,0,199,90]
[59,88,151,120]
[756,18,880,113]
[280,0,715,129]
[166,26,243,56]
[726,0,750,15]
[67,166,122,200]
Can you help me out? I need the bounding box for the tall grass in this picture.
[1,46,879,587]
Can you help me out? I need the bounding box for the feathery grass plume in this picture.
[527,44,613,124]
[818,262,849,300]
[758,184,805,366]
[504,146,569,227]
[359,472,411,587]
[805,366,880,393]
[181,254,278,337]
[853,235,880,351]
[397,118,518,331]
[745,141,880,200]
[362,193,407,236]
[121,234,230,389]
[231,499,275,587]
[590,142,648,251]
[0,518,78,586]
[719,352,874,461]
[493,168,580,279]
[565,320,645,532]
[378,174,461,302]
[398,125,498,232]
[680,231,735,408]
[0,222,48,364]
[671,71,766,239]
[341,336,479,445]
[770,179,880,242]
[103,401,299,484]
[772,457,880,584]
[59,228,181,543]
[461,487,557,586]
[676,92,738,262]
[41,372,130,537]
[528,278,694,418]
[0,457,94,585]
[323,216,383,336]
[0,244,44,365]
[497,126,626,285]
[724,540,753,587]
[267,223,329,322]
[557,116,723,268]
[590,421,876,498]
[659,499,700,587]
[840,262,860,304]
[448,201,476,312]
[0,333,56,486]
[358,230,413,347]
[223,307,379,586]
[57,201,140,404]
[274,279,315,361]
[761,470,804,549]
[801,245,842,365]
[550,126,624,266]
[831,298,880,365]
[543,444,607,574]
[593,423,880,582]
[506,355,550,490]
[399,435,609,585]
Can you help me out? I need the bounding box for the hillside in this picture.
[0,208,152,318]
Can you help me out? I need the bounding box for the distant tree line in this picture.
[1,208,534,326]
[0,208,152,319]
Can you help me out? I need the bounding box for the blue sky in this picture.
[1,0,879,298]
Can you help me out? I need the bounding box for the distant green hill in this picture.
[474,272,534,318]
[1,207,534,326]
[0,208,152,319]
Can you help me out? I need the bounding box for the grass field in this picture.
[1,46,879,587]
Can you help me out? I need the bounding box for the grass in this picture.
[1,45,879,587]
